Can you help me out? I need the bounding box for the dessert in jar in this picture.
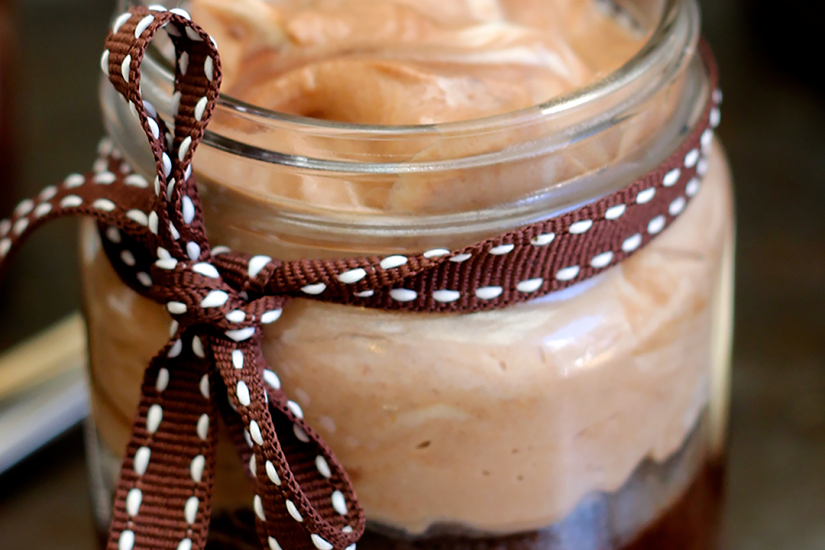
[83,0,734,548]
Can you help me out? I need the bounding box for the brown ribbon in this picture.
[0,6,721,550]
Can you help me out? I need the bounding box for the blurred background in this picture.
[0,0,822,548]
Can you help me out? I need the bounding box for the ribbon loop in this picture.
[103,5,220,263]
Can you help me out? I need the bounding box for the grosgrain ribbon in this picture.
[0,6,722,550]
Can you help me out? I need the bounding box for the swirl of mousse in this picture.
[184,0,668,215]
[190,0,645,124]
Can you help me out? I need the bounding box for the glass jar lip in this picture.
[135,0,691,136]
[107,0,705,242]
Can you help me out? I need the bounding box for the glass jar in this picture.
[83,0,734,549]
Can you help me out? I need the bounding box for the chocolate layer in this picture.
[191,460,722,550]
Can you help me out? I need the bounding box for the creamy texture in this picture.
[183,0,666,215]
[190,0,644,124]
[82,144,733,535]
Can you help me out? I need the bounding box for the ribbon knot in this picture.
[148,255,285,340]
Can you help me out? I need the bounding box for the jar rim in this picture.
[116,0,701,176]
[105,0,706,244]
[135,0,691,137]
[124,0,699,173]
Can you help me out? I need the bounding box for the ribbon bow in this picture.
[11,7,365,550]
[98,8,369,550]
[0,5,721,550]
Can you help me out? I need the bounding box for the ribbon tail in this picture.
[0,149,156,279]
[106,331,218,550]
[208,331,364,550]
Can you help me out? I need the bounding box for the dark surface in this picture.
[354,463,723,550]
[201,420,721,550]
[0,0,824,549]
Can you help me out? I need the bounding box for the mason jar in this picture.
[82,0,734,548]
